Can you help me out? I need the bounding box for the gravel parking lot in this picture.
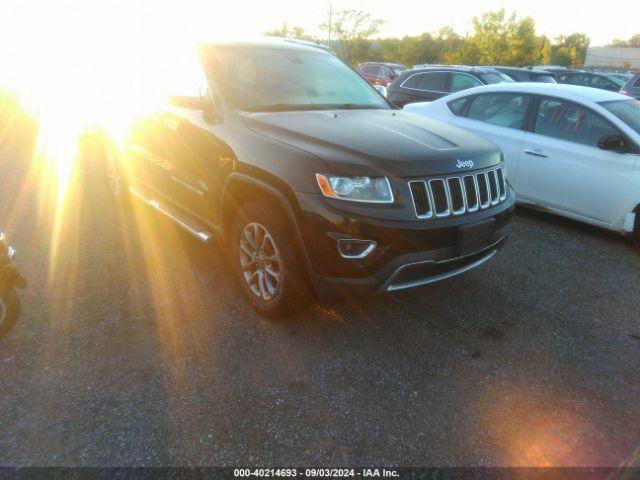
[0,144,639,467]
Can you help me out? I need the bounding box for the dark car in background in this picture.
[621,72,640,100]
[107,39,514,317]
[492,66,556,83]
[386,66,514,107]
[357,62,409,88]
[554,70,626,92]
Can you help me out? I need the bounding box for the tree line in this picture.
[266,9,636,68]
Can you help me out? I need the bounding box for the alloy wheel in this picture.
[239,222,282,301]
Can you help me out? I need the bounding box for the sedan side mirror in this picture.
[598,134,629,153]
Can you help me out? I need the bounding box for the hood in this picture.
[244,109,501,177]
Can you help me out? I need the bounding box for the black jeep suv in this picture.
[108,39,515,317]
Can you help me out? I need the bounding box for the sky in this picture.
[0,0,637,131]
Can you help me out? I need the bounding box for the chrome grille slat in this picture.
[409,181,433,219]
[488,170,500,206]
[429,179,451,217]
[409,165,507,219]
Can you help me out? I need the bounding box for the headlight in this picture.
[315,174,394,203]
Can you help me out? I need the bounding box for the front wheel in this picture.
[0,287,20,338]
[231,202,312,318]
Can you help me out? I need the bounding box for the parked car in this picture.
[491,66,556,83]
[386,66,514,107]
[621,72,640,100]
[107,39,515,317]
[404,84,640,245]
[357,62,408,88]
[555,71,626,92]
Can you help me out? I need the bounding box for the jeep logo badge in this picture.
[456,159,474,169]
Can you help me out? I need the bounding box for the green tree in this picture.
[319,9,384,64]
[264,23,316,41]
[550,33,590,66]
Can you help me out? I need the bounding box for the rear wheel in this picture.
[634,215,640,251]
[231,202,312,318]
[0,287,20,338]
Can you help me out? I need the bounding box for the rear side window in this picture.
[403,72,448,92]
[534,97,621,147]
[634,76,640,88]
[590,75,620,91]
[448,97,468,115]
[534,75,556,83]
[451,73,482,92]
[466,94,531,129]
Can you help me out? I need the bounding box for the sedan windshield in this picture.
[600,99,640,135]
[480,73,515,84]
[202,46,389,112]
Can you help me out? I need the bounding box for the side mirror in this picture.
[598,134,628,153]
[375,85,387,97]
[167,95,216,123]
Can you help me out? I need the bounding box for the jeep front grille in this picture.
[409,166,507,219]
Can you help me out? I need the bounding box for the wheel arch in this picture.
[220,173,316,283]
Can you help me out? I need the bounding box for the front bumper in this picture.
[295,187,515,300]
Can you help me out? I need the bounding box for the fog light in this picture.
[338,239,377,259]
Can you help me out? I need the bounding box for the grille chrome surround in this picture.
[409,166,508,219]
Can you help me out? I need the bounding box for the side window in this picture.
[466,94,531,129]
[415,72,448,92]
[590,76,618,91]
[402,73,423,89]
[450,73,482,93]
[378,67,392,79]
[534,97,622,147]
[369,65,382,77]
[633,76,640,88]
[448,97,468,115]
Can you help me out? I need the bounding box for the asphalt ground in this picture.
[0,139,639,467]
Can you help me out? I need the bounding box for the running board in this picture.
[128,187,213,242]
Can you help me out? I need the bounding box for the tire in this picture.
[0,287,20,338]
[231,201,312,318]
[633,217,640,252]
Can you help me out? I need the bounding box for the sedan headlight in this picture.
[315,174,394,203]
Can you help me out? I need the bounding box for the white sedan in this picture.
[404,83,640,245]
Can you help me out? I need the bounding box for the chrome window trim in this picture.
[400,71,486,94]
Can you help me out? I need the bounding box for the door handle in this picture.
[524,149,549,158]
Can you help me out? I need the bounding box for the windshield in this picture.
[202,46,389,112]
[600,99,640,135]
[480,73,516,84]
